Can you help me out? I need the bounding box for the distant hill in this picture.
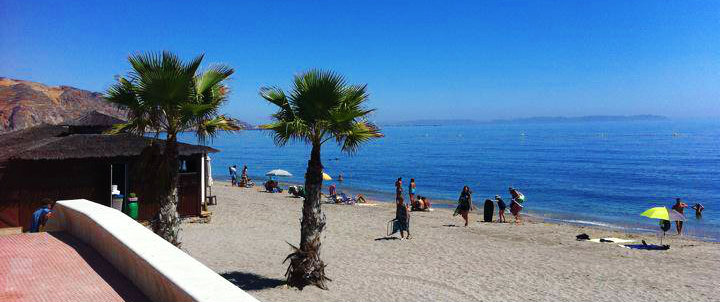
[0,77,125,132]
[383,115,669,126]
[0,77,255,132]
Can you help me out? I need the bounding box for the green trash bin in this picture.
[127,193,139,220]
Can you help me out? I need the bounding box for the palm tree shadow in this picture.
[220,271,285,290]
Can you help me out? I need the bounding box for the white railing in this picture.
[46,199,259,302]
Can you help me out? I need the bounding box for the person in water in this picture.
[30,198,55,233]
[692,203,704,218]
[408,178,417,207]
[672,198,688,235]
[495,195,507,223]
[509,187,524,224]
[454,186,473,227]
[338,173,344,182]
[395,196,411,239]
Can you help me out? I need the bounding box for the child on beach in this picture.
[395,196,411,239]
[495,195,506,223]
[454,186,472,227]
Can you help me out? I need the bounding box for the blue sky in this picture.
[1,1,718,123]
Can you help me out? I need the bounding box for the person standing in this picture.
[30,198,54,233]
[672,198,688,235]
[395,196,411,239]
[229,165,238,186]
[509,187,524,224]
[395,178,403,200]
[692,203,704,219]
[408,178,417,208]
[454,186,473,227]
[241,165,248,186]
[495,195,507,223]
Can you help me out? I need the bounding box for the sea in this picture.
[180,120,720,241]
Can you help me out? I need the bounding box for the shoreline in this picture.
[182,182,719,302]
[220,179,718,243]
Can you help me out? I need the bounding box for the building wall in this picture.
[0,155,205,231]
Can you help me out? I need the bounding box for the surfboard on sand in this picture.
[483,199,494,222]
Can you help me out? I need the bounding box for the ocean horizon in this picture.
[185,119,720,241]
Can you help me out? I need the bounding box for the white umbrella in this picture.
[205,155,214,187]
[266,169,293,177]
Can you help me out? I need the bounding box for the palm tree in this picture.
[106,51,241,246]
[260,69,382,289]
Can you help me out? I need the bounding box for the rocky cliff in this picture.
[0,77,125,132]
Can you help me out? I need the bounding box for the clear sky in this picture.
[1,1,718,123]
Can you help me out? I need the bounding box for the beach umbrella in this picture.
[641,206,685,244]
[323,172,332,181]
[641,207,685,221]
[266,169,292,177]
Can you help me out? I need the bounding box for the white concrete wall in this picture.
[45,199,259,302]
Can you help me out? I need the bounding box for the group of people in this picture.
[228,164,253,187]
[454,186,525,226]
[327,184,367,204]
[670,198,705,235]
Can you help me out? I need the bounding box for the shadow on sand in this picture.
[442,224,459,227]
[220,271,285,290]
[374,236,400,241]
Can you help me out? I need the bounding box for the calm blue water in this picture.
[181,120,720,241]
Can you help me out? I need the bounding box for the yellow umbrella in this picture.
[641,207,670,220]
[322,172,332,181]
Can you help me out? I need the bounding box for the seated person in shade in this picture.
[264,179,282,193]
[30,198,55,233]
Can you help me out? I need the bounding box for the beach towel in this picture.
[588,238,638,244]
[621,244,670,250]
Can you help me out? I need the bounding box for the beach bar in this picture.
[0,111,216,231]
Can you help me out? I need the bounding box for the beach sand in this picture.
[181,182,719,302]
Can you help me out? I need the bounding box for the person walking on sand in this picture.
[454,186,473,227]
[395,196,411,239]
[495,195,507,223]
[408,178,417,207]
[395,178,403,200]
[672,198,688,235]
[509,187,525,224]
[229,165,238,186]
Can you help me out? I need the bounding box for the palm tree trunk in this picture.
[154,133,182,246]
[285,142,330,290]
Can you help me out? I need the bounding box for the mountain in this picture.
[383,115,669,126]
[0,77,125,132]
[0,77,256,132]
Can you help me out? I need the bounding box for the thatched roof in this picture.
[0,125,218,162]
[64,110,126,126]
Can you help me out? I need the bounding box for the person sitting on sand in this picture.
[509,187,524,224]
[454,186,472,227]
[495,195,506,223]
[30,198,54,233]
[672,198,688,235]
[355,193,366,203]
[692,203,704,218]
[395,196,410,239]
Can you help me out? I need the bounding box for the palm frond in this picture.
[195,115,242,144]
[338,121,382,154]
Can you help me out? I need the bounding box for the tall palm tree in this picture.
[106,51,241,246]
[261,69,382,289]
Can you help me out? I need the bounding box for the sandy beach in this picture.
[181,182,719,302]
